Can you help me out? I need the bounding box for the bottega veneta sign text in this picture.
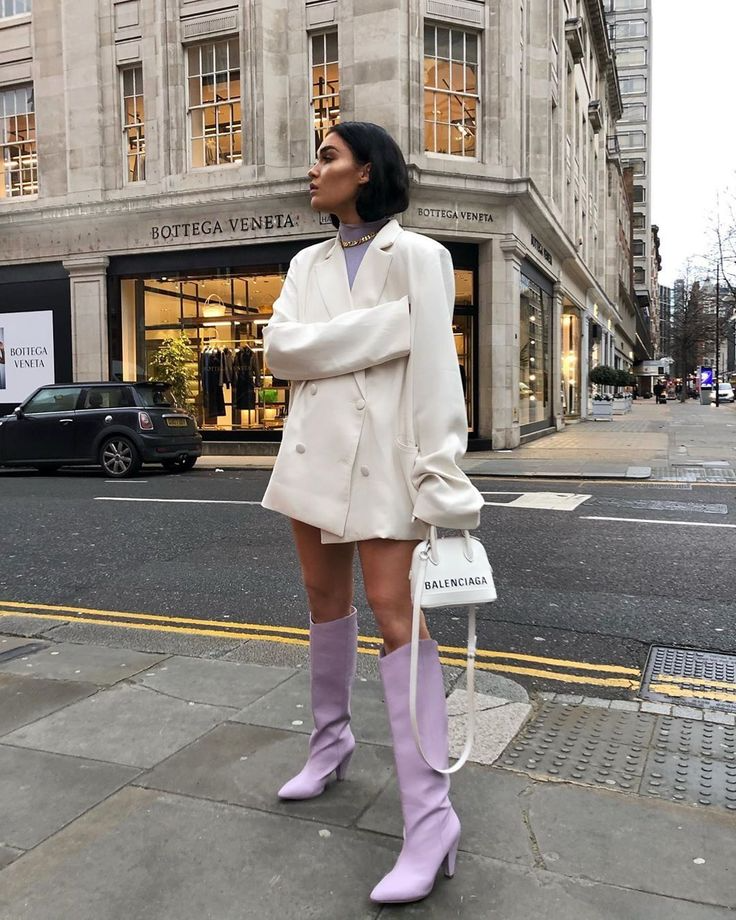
[151,213,300,241]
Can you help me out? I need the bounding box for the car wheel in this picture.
[162,456,198,473]
[34,463,61,474]
[100,437,141,478]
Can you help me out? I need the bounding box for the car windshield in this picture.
[136,384,178,408]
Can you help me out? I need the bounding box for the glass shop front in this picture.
[107,240,479,440]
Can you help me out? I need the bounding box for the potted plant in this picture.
[589,365,617,420]
[148,334,198,411]
[612,369,634,414]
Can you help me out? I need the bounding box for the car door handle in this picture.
[59,419,74,425]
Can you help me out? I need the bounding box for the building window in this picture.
[628,156,645,176]
[622,103,646,122]
[633,184,645,203]
[187,37,242,168]
[613,0,646,9]
[0,0,31,16]
[423,23,479,158]
[616,47,647,69]
[620,75,646,95]
[0,84,37,198]
[122,66,145,183]
[310,31,339,157]
[614,19,647,39]
[634,266,646,285]
[619,130,645,149]
[633,239,645,257]
[632,211,645,229]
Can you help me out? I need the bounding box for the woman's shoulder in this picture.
[394,228,449,259]
[289,236,336,271]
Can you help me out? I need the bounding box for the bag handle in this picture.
[408,538,476,775]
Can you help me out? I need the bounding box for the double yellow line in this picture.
[0,599,640,691]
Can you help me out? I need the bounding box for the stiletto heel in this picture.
[335,748,354,780]
[443,837,460,878]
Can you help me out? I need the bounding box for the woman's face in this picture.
[308,132,370,219]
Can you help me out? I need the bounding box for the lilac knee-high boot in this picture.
[278,608,358,800]
[370,639,460,904]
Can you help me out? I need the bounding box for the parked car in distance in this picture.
[710,382,735,404]
[0,382,202,478]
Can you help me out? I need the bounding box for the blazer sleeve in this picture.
[408,244,483,530]
[263,258,411,381]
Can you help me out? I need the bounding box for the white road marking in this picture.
[103,480,149,484]
[481,491,592,511]
[581,515,736,529]
[95,497,262,505]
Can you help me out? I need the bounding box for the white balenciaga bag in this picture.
[409,526,497,774]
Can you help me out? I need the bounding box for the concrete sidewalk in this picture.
[1,631,734,919]
[200,399,736,481]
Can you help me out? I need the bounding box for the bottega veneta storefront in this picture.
[106,233,480,442]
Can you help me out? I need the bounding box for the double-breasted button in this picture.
[360,466,370,477]
[310,384,318,395]
[296,443,306,454]
[355,398,366,410]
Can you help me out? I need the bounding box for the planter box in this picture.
[591,401,614,420]
[612,396,632,415]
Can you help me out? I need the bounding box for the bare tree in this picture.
[670,263,722,400]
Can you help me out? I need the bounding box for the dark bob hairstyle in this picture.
[325,122,410,228]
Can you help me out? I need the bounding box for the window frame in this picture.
[186,36,243,171]
[423,21,481,161]
[614,18,647,39]
[620,74,646,95]
[309,29,340,160]
[0,0,31,18]
[0,82,38,200]
[121,65,146,184]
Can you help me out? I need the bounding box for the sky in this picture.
[652,0,736,285]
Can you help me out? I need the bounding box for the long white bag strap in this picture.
[408,549,476,775]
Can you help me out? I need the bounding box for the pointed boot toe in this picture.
[277,738,355,800]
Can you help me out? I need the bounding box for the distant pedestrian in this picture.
[261,122,482,905]
[653,381,665,404]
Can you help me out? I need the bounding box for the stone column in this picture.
[552,282,564,430]
[63,256,110,382]
[493,235,524,449]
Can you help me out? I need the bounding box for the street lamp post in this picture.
[715,264,720,407]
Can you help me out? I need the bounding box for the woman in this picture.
[261,122,483,904]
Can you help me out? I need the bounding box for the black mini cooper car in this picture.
[0,382,202,478]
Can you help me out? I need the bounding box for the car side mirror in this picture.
[13,406,24,418]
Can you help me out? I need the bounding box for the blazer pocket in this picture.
[395,439,419,502]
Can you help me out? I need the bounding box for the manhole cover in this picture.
[641,646,736,713]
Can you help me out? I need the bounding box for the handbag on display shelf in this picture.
[408,525,497,774]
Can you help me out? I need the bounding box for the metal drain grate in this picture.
[640,646,736,713]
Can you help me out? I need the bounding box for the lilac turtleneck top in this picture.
[339,218,390,289]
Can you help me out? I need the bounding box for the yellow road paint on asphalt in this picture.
[652,672,736,693]
[0,598,639,690]
[649,682,736,704]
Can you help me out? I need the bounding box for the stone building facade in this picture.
[0,0,635,447]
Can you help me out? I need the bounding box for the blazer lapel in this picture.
[315,238,353,320]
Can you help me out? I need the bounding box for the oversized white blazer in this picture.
[261,218,483,543]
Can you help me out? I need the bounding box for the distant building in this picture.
[658,284,673,360]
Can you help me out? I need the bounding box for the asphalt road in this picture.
[1,467,735,697]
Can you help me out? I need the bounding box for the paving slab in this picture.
[0,846,23,870]
[528,781,736,908]
[132,656,296,709]
[358,764,535,868]
[447,690,532,765]
[0,786,385,920]
[1,684,233,768]
[138,721,394,827]
[231,669,392,746]
[0,673,97,736]
[0,636,45,658]
[0,744,139,850]
[0,616,68,638]
[379,858,736,920]
[0,642,166,685]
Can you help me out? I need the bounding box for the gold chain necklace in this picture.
[340,231,378,249]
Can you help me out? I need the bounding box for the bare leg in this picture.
[358,538,430,653]
[291,519,355,622]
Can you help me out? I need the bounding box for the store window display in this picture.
[116,263,476,434]
[519,271,552,428]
